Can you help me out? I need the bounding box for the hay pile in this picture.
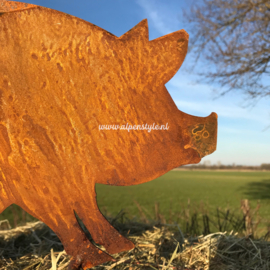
[0,218,270,270]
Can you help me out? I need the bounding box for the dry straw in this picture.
[1,216,270,270]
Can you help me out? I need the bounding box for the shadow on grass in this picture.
[242,179,270,200]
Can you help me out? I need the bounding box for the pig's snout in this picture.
[184,112,217,158]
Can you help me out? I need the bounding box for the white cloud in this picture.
[136,0,179,36]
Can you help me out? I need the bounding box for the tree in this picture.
[183,0,270,102]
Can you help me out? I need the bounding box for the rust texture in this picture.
[0,1,218,269]
[0,0,37,12]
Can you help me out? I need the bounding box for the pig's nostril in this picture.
[202,131,209,138]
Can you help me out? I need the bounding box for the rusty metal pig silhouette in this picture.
[0,1,218,269]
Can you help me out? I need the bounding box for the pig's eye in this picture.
[192,124,204,134]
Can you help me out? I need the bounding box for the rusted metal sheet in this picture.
[0,0,37,12]
[0,1,218,269]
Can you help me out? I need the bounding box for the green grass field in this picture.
[96,170,270,218]
[1,170,270,234]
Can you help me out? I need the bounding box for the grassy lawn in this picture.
[96,170,270,219]
[1,170,270,234]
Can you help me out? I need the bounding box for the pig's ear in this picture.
[119,19,149,42]
[149,30,189,84]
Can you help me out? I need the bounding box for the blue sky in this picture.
[17,0,269,166]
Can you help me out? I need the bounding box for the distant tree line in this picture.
[181,163,270,171]
[261,163,270,170]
